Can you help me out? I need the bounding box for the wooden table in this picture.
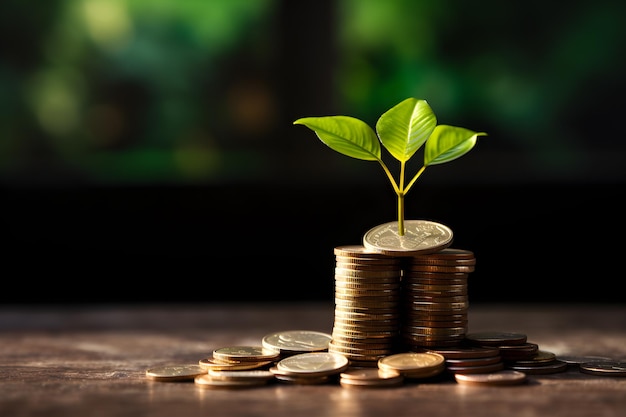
[1,303,625,417]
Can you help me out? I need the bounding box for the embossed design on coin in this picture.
[363,220,453,255]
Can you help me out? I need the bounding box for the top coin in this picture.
[363,220,453,256]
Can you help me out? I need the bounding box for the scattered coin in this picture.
[339,368,404,388]
[446,361,504,374]
[207,369,275,382]
[378,352,446,378]
[262,330,332,354]
[212,346,281,362]
[507,360,568,375]
[454,370,528,386]
[579,361,626,377]
[198,357,274,371]
[497,342,539,361]
[507,350,557,366]
[424,346,500,360]
[362,220,454,256]
[269,366,333,384]
[194,374,270,389]
[145,364,207,382]
[465,331,528,346]
[276,352,350,377]
[556,355,614,367]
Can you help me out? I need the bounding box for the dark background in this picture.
[2,0,625,305]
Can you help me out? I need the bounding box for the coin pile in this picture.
[144,220,624,389]
[464,331,568,375]
[269,351,349,384]
[145,329,623,389]
[328,245,403,365]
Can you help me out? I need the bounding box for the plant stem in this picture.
[397,192,405,235]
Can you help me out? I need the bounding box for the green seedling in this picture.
[294,97,487,236]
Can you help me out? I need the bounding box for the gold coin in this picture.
[401,325,467,336]
[145,364,207,382]
[363,220,454,256]
[378,352,445,374]
[194,374,269,389]
[339,368,404,388]
[334,245,397,258]
[198,357,274,371]
[335,268,402,278]
[207,369,275,381]
[261,330,332,353]
[335,262,402,270]
[212,346,281,362]
[334,299,400,309]
[334,290,400,299]
[326,344,393,357]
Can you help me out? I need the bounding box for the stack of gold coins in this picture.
[328,245,403,366]
[399,248,475,349]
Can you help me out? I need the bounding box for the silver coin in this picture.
[580,361,626,376]
[276,352,350,376]
[363,220,453,255]
[262,330,332,353]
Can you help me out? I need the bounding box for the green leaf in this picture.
[294,116,381,161]
[375,98,437,162]
[424,125,487,166]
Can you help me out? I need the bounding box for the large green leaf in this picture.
[424,125,487,166]
[294,116,381,161]
[375,98,437,162]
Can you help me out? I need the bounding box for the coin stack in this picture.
[464,331,569,375]
[399,248,475,350]
[327,245,403,366]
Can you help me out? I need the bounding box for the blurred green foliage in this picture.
[1,0,625,186]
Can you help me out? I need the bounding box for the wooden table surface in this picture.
[1,302,625,417]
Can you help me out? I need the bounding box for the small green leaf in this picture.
[376,98,437,162]
[294,116,381,161]
[424,125,487,166]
